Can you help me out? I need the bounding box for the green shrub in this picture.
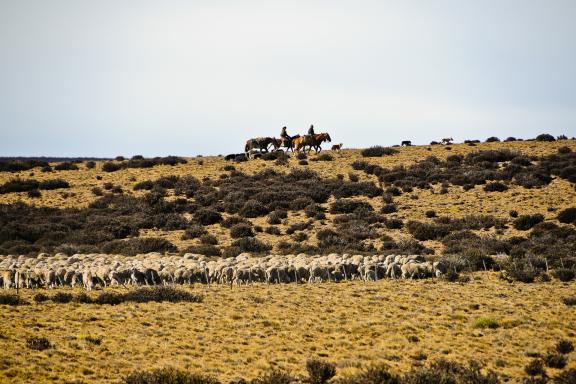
[474,317,500,329]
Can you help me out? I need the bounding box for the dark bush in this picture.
[101,238,177,255]
[336,365,400,384]
[199,234,218,245]
[52,292,73,303]
[513,214,545,230]
[563,297,576,306]
[330,199,373,214]
[290,197,315,211]
[182,225,208,240]
[299,160,308,165]
[231,237,271,253]
[407,221,450,241]
[0,293,26,305]
[504,137,517,142]
[183,244,221,257]
[86,161,96,169]
[265,226,281,235]
[306,359,336,384]
[404,359,498,384]
[315,154,333,162]
[26,336,51,351]
[27,189,41,198]
[34,293,50,303]
[484,182,509,192]
[525,359,546,377]
[361,146,398,157]
[239,200,269,218]
[509,210,519,218]
[555,369,576,384]
[124,367,219,384]
[0,178,39,194]
[54,162,79,171]
[553,268,575,282]
[221,216,251,228]
[425,210,436,218]
[385,218,403,229]
[544,353,567,369]
[252,369,294,384]
[0,159,49,173]
[381,204,397,214]
[555,339,574,354]
[102,162,122,172]
[194,208,223,225]
[134,180,154,191]
[40,179,70,190]
[485,136,500,142]
[268,210,287,225]
[557,208,576,224]
[535,133,555,142]
[230,223,254,238]
[558,146,572,154]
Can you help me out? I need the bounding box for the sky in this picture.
[1,0,575,157]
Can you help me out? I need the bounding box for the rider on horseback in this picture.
[280,126,291,145]
[308,124,315,136]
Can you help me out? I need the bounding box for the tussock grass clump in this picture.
[124,367,219,384]
[26,336,51,351]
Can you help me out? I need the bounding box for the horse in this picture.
[244,137,280,154]
[277,134,300,152]
[441,137,453,145]
[293,133,332,153]
[401,140,412,146]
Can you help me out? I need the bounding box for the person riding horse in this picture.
[280,126,291,146]
[308,125,315,136]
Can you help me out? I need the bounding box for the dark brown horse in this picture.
[245,137,280,154]
[277,134,300,152]
[293,133,332,153]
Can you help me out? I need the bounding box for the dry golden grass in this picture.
[0,275,575,383]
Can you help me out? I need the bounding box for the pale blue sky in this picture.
[1,0,575,157]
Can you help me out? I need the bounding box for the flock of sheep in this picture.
[0,252,449,290]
